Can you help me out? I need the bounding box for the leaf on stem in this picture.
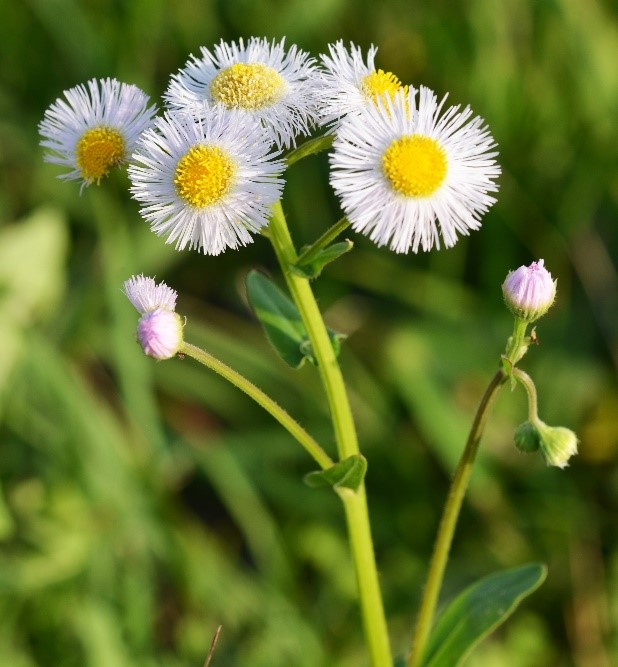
[292,240,354,279]
[246,270,343,368]
[304,454,367,493]
[420,563,547,667]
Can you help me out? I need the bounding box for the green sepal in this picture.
[421,563,547,667]
[246,270,343,368]
[285,134,334,167]
[304,454,367,493]
[291,240,354,279]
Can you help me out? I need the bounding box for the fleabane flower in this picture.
[330,86,500,253]
[164,37,320,149]
[128,107,284,255]
[123,274,183,360]
[39,78,156,189]
[318,41,408,126]
[502,259,557,323]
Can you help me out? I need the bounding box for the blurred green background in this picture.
[1,1,617,665]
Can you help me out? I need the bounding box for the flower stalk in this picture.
[268,200,393,667]
[408,368,507,667]
[180,341,333,471]
[296,216,351,266]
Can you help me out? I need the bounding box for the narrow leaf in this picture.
[422,563,547,667]
[246,270,344,368]
[304,455,367,492]
[292,240,354,279]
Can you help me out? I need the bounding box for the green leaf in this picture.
[292,240,354,279]
[246,270,343,368]
[304,455,367,493]
[422,563,547,667]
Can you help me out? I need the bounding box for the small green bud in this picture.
[537,422,578,469]
[514,421,541,453]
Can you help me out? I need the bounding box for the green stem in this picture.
[296,216,351,267]
[180,341,333,471]
[268,201,358,459]
[285,133,334,167]
[503,318,529,371]
[268,200,392,667]
[512,368,540,423]
[408,368,507,667]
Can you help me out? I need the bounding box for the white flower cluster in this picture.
[40,38,500,255]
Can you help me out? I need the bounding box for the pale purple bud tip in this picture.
[502,259,557,322]
[137,309,183,360]
[123,274,177,314]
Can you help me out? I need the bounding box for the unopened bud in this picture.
[502,259,556,323]
[123,274,184,360]
[137,309,184,360]
[514,421,541,453]
[537,422,578,469]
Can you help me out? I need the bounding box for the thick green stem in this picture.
[296,216,351,267]
[180,341,333,471]
[268,201,392,667]
[408,368,507,667]
[503,318,529,371]
[268,201,358,459]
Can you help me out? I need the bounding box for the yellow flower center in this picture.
[174,144,236,208]
[361,69,407,104]
[75,126,125,183]
[381,134,448,198]
[210,63,285,110]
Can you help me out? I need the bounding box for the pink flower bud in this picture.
[502,259,556,322]
[137,309,183,360]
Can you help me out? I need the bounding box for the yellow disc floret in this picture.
[75,126,126,183]
[210,63,286,110]
[381,134,448,198]
[174,145,236,208]
[361,69,407,105]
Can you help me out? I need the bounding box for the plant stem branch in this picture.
[285,133,334,167]
[408,368,507,667]
[512,367,540,423]
[296,217,351,267]
[268,200,392,667]
[180,341,333,471]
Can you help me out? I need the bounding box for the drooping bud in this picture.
[123,274,184,360]
[514,421,541,453]
[536,422,578,469]
[137,308,184,360]
[502,259,556,323]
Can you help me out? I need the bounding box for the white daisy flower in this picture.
[330,86,501,253]
[164,37,319,149]
[318,41,408,127]
[128,106,285,255]
[39,78,157,189]
[123,274,178,314]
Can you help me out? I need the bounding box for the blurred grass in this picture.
[1,0,617,665]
